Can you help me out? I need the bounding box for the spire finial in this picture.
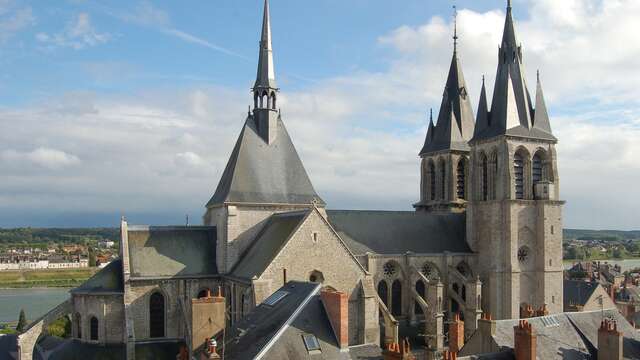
[254,0,277,92]
[482,74,485,85]
[430,108,433,122]
[536,69,540,82]
[453,5,458,52]
[507,0,512,10]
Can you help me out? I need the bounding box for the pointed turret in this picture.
[532,71,552,134]
[419,43,475,155]
[422,109,436,151]
[474,76,490,138]
[472,0,555,142]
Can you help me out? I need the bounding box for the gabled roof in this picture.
[472,3,555,143]
[420,50,475,155]
[71,258,123,294]
[206,115,325,207]
[464,310,640,360]
[127,226,217,279]
[223,281,382,360]
[326,210,471,255]
[563,279,600,308]
[231,210,308,279]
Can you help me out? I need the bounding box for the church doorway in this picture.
[149,292,165,338]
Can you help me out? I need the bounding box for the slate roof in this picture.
[471,2,555,143]
[36,338,185,360]
[206,115,325,207]
[127,226,217,279]
[224,281,382,360]
[0,334,18,360]
[468,310,640,360]
[71,259,123,294]
[420,50,475,155]
[563,279,600,308]
[326,210,471,255]
[231,211,308,279]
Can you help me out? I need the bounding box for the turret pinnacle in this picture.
[254,0,277,91]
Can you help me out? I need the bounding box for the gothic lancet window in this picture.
[391,280,402,316]
[439,159,446,200]
[514,152,525,199]
[429,162,436,201]
[456,159,466,200]
[415,280,425,315]
[481,155,489,201]
[378,281,389,308]
[90,316,98,341]
[149,292,165,338]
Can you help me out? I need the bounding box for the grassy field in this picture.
[0,268,98,288]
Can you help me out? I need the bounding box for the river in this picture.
[564,259,640,272]
[0,288,70,324]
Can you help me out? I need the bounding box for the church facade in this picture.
[22,1,564,359]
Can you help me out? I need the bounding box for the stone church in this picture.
[16,0,563,359]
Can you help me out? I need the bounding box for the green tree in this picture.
[16,309,27,332]
[88,247,97,267]
[46,316,72,338]
[613,248,623,259]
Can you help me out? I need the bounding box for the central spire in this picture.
[254,0,277,91]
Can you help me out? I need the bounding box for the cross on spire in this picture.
[453,5,459,52]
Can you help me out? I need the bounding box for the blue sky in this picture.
[0,0,639,229]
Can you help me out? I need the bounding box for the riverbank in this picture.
[0,268,97,288]
[0,288,71,323]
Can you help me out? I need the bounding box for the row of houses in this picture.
[0,258,89,271]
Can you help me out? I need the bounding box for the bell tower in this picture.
[415,9,475,213]
[467,0,564,319]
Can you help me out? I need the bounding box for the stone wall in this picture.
[72,294,125,344]
[257,209,377,345]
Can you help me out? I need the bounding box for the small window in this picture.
[90,316,98,341]
[302,334,321,352]
[551,226,555,235]
[263,290,289,306]
[312,232,318,243]
[383,262,397,277]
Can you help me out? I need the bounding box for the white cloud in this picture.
[2,0,640,229]
[1,147,80,170]
[0,3,35,43]
[36,13,111,50]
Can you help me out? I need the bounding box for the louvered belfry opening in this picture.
[532,153,543,184]
[514,152,525,199]
[482,155,489,201]
[429,162,436,201]
[457,159,466,200]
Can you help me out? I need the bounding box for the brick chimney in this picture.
[598,319,623,360]
[442,350,457,360]
[535,304,549,317]
[449,313,464,353]
[520,304,534,319]
[514,320,536,360]
[191,287,226,355]
[320,288,348,349]
[383,339,416,360]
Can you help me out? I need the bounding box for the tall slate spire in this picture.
[254,0,277,91]
[474,76,489,138]
[472,0,555,141]
[420,13,475,156]
[207,0,325,208]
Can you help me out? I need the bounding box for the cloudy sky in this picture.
[0,0,638,230]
